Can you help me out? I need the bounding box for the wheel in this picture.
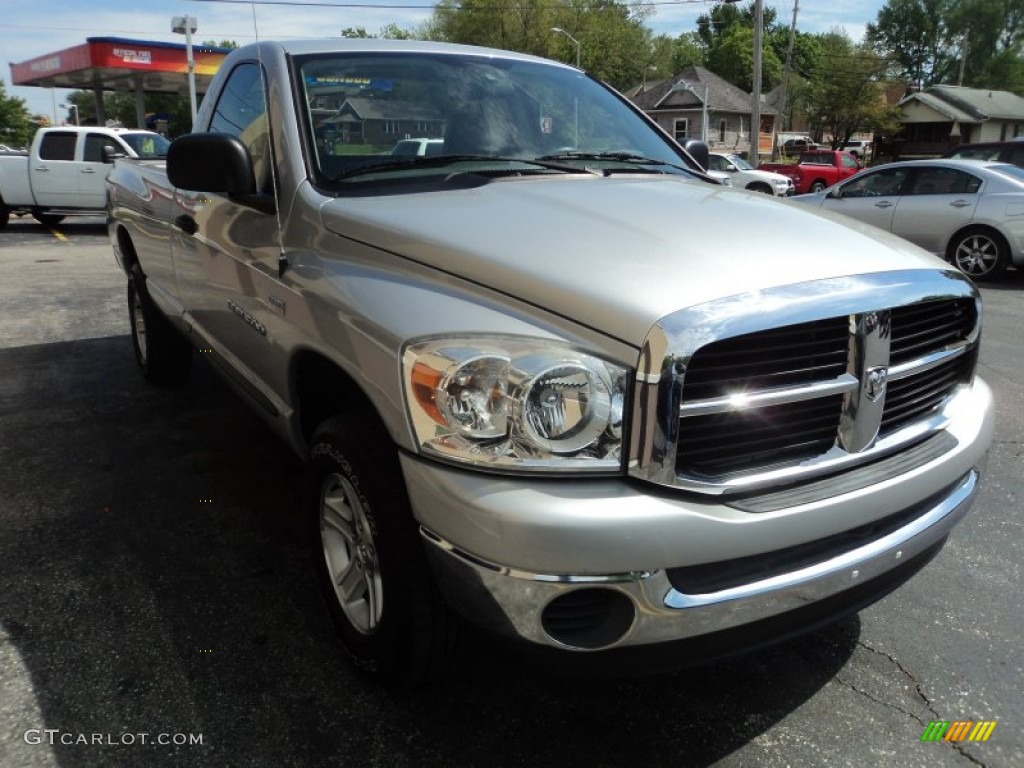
[949,228,1009,281]
[747,183,774,194]
[306,412,461,686]
[127,263,192,385]
[0,204,8,230]
[32,211,65,227]
[809,180,827,193]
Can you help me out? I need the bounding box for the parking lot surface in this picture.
[1,216,1021,767]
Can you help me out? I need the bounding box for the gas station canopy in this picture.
[10,36,231,95]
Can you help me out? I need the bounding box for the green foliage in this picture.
[0,79,33,148]
[65,90,194,138]
[670,32,705,73]
[423,0,657,91]
[802,31,896,145]
[868,0,1024,91]
[707,25,782,92]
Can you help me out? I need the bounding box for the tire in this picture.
[949,227,1009,281]
[33,212,65,227]
[747,183,774,194]
[0,205,8,230]
[809,180,827,193]
[306,412,461,686]
[127,263,192,385]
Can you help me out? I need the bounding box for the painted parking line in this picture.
[51,229,69,242]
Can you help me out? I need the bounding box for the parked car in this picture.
[391,138,444,157]
[780,137,819,156]
[790,158,1024,280]
[708,152,794,195]
[759,149,862,194]
[943,139,1024,168]
[841,139,873,159]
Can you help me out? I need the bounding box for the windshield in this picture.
[295,52,698,187]
[120,132,171,159]
[729,155,754,170]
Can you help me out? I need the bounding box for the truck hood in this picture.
[320,174,944,347]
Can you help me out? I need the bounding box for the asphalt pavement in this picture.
[0,214,1021,767]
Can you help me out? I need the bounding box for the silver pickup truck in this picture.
[106,39,993,685]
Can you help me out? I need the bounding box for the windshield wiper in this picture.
[330,154,594,182]
[535,150,700,176]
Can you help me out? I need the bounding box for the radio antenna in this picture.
[250,1,289,277]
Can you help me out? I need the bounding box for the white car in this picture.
[791,158,1024,280]
[708,152,794,196]
[391,138,444,157]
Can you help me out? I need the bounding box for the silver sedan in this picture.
[791,158,1024,280]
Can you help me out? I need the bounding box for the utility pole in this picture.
[751,0,763,161]
[773,0,799,160]
[958,29,969,86]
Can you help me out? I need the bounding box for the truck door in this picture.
[80,132,126,208]
[30,130,81,208]
[171,61,290,406]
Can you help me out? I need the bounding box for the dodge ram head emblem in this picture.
[865,366,888,402]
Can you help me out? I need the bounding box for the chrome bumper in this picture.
[421,470,978,651]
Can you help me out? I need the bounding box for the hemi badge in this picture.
[268,294,286,315]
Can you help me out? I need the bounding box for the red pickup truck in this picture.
[758,150,862,194]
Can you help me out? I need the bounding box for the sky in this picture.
[3,0,885,122]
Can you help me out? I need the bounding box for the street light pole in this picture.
[172,15,199,129]
[550,27,581,69]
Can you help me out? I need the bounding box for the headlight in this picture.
[402,337,628,472]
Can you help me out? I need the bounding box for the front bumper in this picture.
[403,379,992,652]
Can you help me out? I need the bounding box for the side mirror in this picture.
[167,133,256,195]
[682,139,710,171]
[827,187,842,199]
[101,145,127,163]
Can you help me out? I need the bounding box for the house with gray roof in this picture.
[625,66,774,159]
[317,97,445,148]
[895,85,1024,156]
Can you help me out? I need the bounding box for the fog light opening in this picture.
[541,588,636,650]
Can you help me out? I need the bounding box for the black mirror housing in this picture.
[682,139,710,171]
[167,133,256,195]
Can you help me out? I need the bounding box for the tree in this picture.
[866,0,957,89]
[671,32,705,73]
[0,79,32,149]
[707,24,782,92]
[946,0,1024,89]
[803,31,898,146]
[425,0,656,91]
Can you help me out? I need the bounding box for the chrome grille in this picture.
[628,272,981,494]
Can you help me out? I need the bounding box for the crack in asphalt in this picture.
[856,640,939,720]
[852,641,989,767]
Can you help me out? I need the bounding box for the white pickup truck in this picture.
[0,126,168,229]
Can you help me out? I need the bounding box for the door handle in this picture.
[81,168,96,174]
[174,214,198,235]
[950,200,971,208]
[34,166,50,172]
[874,201,893,208]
